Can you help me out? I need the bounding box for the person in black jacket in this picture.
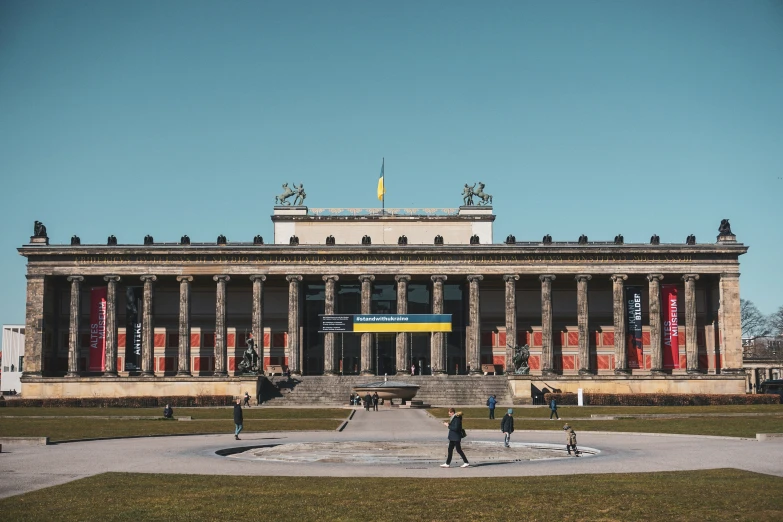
[163,404,174,419]
[501,409,514,447]
[364,392,372,411]
[233,398,244,440]
[440,408,469,468]
[372,392,379,411]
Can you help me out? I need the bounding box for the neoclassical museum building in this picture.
[18,204,748,400]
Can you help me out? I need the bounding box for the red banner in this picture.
[662,284,680,369]
[89,287,107,371]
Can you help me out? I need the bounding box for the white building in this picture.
[2,325,25,394]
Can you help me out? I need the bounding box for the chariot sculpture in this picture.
[461,182,492,206]
[275,183,307,206]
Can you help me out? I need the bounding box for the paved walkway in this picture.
[1,408,782,500]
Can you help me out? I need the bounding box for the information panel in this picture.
[319,314,452,333]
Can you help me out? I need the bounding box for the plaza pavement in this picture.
[1,407,782,500]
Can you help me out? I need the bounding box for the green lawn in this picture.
[0,418,343,441]
[429,404,783,419]
[0,407,348,419]
[1,470,780,521]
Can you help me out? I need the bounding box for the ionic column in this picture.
[682,274,700,373]
[66,276,84,377]
[431,275,448,375]
[610,274,629,374]
[503,274,519,374]
[23,275,46,377]
[648,274,664,374]
[140,275,157,376]
[176,276,193,376]
[322,275,339,375]
[467,275,483,375]
[213,275,230,376]
[576,274,592,375]
[540,275,556,375]
[359,274,375,375]
[103,275,121,377]
[250,275,266,374]
[719,272,743,373]
[286,275,303,375]
[395,275,411,375]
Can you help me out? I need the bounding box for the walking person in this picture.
[372,392,379,411]
[411,363,416,376]
[440,408,470,468]
[243,392,251,407]
[487,394,497,419]
[501,409,514,447]
[364,392,372,411]
[549,397,560,420]
[563,424,580,456]
[233,398,244,440]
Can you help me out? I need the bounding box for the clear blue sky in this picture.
[1,1,782,324]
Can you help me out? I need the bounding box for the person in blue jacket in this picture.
[440,408,470,468]
[549,397,560,420]
[487,394,497,419]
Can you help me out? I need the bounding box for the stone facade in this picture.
[17,208,748,399]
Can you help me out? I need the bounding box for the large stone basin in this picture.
[352,380,420,401]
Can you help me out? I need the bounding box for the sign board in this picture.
[319,314,452,333]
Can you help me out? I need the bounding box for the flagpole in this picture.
[382,157,385,215]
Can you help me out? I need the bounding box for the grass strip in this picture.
[429,404,783,419]
[0,407,349,420]
[0,470,781,521]
[0,418,342,442]
[460,415,783,438]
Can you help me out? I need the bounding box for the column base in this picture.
[541,369,558,377]
[141,372,155,377]
[686,369,703,375]
[64,372,80,378]
[614,369,631,375]
[432,370,447,376]
[468,369,482,376]
[103,371,118,378]
[360,371,374,376]
[213,371,227,377]
[176,371,192,377]
[324,370,339,376]
[650,369,667,376]
[720,368,745,375]
[578,369,592,376]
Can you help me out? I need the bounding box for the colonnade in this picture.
[47,270,742,378]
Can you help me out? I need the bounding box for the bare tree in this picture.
[741,299,769,338]
[769,305,783,336]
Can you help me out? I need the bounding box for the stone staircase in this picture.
[259,375,512,407]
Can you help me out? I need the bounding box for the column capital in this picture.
[358,274,375,283]
[647,273,664,282]
[575,274,592,282]
[67,275,84,283]
[539,274,556,282]
[610,274,627,282]
[176,275,194,283]
[322,274,340,282]
[431,275,448,283]
[467,274,484,283]
[503,274,520,282]
[286,274,303,283]
[682,274,700,282]
[213,274,231,283]
[104,275,121,283]
[250,274,267,283]
[140,275,157,283]
[395,274,412,283]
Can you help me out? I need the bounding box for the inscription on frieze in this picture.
[70,252,699,266]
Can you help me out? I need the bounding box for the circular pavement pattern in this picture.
[226,440,598,464]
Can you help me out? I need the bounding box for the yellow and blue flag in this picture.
[377,158,385,201]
